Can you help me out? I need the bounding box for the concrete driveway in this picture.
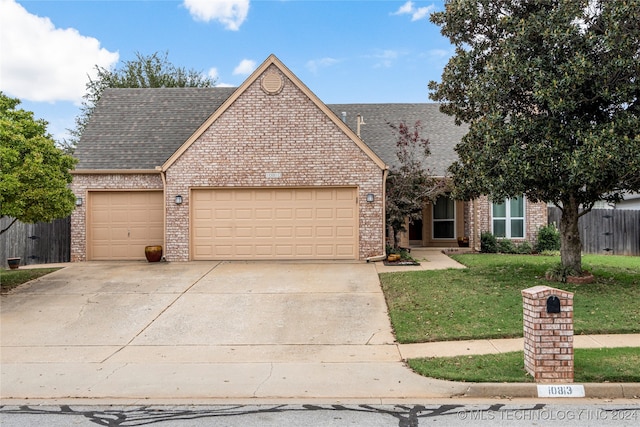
[1,261,465,402]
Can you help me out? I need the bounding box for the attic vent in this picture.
[261,71,283,95]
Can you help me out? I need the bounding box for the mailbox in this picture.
[547,295,561,313]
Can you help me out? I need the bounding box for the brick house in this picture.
[328,104,545,251]
[71,55,546,262]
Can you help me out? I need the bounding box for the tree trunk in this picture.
[559,196,582,273]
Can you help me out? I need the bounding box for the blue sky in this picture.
[0,0,454,142]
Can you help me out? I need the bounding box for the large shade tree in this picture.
[0,92,77,234]
[429,0,640,273]
[65,51,217,152]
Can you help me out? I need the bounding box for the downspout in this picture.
[366,168,389,262]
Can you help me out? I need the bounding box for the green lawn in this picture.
[380,254,639,343]
[408,347,640,383]
[0,268,60,293]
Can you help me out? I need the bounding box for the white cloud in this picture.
[232,59,256,75]
[392,1,434,22]
[368,50,404,68]
[207,67,220,80]
[306,57,339,73]
[183,0,249,31]
[0,0,119,104]
[207,67,235,87]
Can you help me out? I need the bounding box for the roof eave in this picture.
[71,169,161,175]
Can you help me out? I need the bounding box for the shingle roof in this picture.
[75,87,237,169]
[75,88,468,175]
[327,104,468,176]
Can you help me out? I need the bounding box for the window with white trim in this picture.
[492,196,525,238]
[433,194,455,239]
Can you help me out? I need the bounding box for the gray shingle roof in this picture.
[327,104,468,176]
[75,87,237,169]
[75,88,468,175]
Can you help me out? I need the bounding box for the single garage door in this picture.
[192,188,358,260]
[88,191,164,260]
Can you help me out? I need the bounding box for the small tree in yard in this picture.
[386,121,447,248]
[429,0,640,274]
[0,92,77,234]
[65,51,217,152]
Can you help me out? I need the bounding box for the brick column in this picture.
[522,285,574,383]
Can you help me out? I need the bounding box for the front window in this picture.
[492,196,525,238]
[433,195,455,239]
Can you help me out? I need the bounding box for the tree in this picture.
[429,0,640,273]
[385,121,447,248]
[0,92,77,234]
[66,51,217,151]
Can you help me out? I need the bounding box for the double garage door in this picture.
[88,191,164,260]
[192,188,358,260]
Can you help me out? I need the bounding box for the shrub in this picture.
[480,232,498,253]
[546,262,579,283]
[497,239,517,254]
[516,241,533,254]
[536,224,561,252]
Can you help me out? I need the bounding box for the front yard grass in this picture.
[0,268,60,294]
[380,254,639,343]
[408,347,640,383]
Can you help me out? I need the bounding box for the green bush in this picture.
[516,241,533,254]
[497,239,517,254]
[480,232,498,253]
[536,224,561,252]
[546,262,579,283]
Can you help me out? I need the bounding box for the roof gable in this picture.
[161,54,386,171]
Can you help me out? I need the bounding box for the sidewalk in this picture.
[399,334,640,359]
[396,334,640,400]
[373,247,468,273]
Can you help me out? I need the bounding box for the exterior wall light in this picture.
[175,195,183,205]
[366,193,375,203]
[75,197,83,206]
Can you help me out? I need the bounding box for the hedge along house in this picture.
[328,104,548,251]
[71,55,388,262]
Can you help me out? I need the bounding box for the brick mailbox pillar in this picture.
[522,285,574,383]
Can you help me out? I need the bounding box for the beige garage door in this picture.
[192,188,358,260]
[88,191,164,260]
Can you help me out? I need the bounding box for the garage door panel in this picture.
[89,191,163,260]
[192,188,358,260]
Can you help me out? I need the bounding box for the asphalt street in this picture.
[1,402,639,426]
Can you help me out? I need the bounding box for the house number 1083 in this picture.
[537,384,585,398]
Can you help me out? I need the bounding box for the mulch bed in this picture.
[383,260,421,266]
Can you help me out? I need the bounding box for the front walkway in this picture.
[374,248,467,273]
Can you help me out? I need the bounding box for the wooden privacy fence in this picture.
[0,217,70,268]
[548,207,640,256]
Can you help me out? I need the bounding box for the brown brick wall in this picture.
[164,65,385,261]
[70,174,163,261]
[522,285,574,383]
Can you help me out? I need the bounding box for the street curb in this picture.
[463,383,640,399]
